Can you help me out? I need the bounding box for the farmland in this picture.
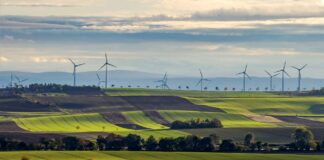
[0,151,323,160]
[0,88,323,143]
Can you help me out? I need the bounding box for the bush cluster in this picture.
[170,118,223,129]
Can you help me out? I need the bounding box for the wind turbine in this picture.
[291,64,307,92]
[276,61,290,92]
[68,58,85,87]
[196,69,210,92]
[265,70,279,91]
[15,75,28,87]
[155,72,169,89]
[96,73,105,87]
[236,65,251,92]
[98,53,116,88]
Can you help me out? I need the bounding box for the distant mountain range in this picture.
[0,70,323,91]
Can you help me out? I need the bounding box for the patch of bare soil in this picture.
[0,121,25,132]
[119,96,224,112]
[144,111,170,126]
[273,116,324,128]
[101,112,146,130]
[0,132,65,143]
[0,95,58,112]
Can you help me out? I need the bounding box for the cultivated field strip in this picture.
[186,97,324,116]
[158,110,278,128]
[12,113,188,139]
[14,113,130,132]
[122,111,168,129]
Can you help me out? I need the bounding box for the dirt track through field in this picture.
[273,116,324,128]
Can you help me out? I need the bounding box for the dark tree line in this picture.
[170,118,223,129]
[9,83,101,94]
[0,128,323,152]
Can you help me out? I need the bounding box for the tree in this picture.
[125,134,143,151]
[198,137,215,152]
[62,136,80,150]
[244,133,255,148]
[219,139,237,152]
[144,136,158,151]
[291,127,317,151]
[159,138,175,151]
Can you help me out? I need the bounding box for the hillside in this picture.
[0,89,323,144]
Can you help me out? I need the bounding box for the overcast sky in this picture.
[1,0,324,78]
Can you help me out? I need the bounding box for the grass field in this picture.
[187,97,324,116]
[14,113,130,133]
[122,111,168,129]
[13,113,187,139]
[158,110,279,128]
[105,88,281,98]
[0,151,322,160]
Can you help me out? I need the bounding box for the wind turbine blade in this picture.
[236,72,244,75]
[21,79,28,82]
[291,66,299,70]
[283,61,287,70]
[275,69,282,73]
[98,64,106,71]
[14,75,20,82]
[76,63,86,67]
[301,64,308,70]
[284,71,290,77]
[204,79,211,82]
[273,73,280,77]
[105,52,108,62]
[245,73,252,80]
[199,69,203,78]
[96,73,100,80]
[196,79,202,86]
[244,64,248,72]
[107,63,117,68]
[265,70,271,77]
[68,58,75,65]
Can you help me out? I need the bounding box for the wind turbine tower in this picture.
[98,53,116,88]
[96,73,106,87]
[276,61,290,92]
[291,64,307,92]
[236,65,251,92]
[196,69,210,92]
[265,70,279,91]
[68,58,85,87]
[156,73,169,89]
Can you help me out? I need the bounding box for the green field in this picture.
[0,151,322,160]
[105,88,281,98]
[187,97,324,116]
[13,113,187,139]
[14,113,130,133]
[122,111,168,129]
[159,110,279,128]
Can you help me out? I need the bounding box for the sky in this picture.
[1,0,324,78]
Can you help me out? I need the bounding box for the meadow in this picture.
[0,151,322,160]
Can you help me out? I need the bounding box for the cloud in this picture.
[188,44,301,56]
[31,56,69,63]
[0,0,97,7]
[0,56,9,62]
